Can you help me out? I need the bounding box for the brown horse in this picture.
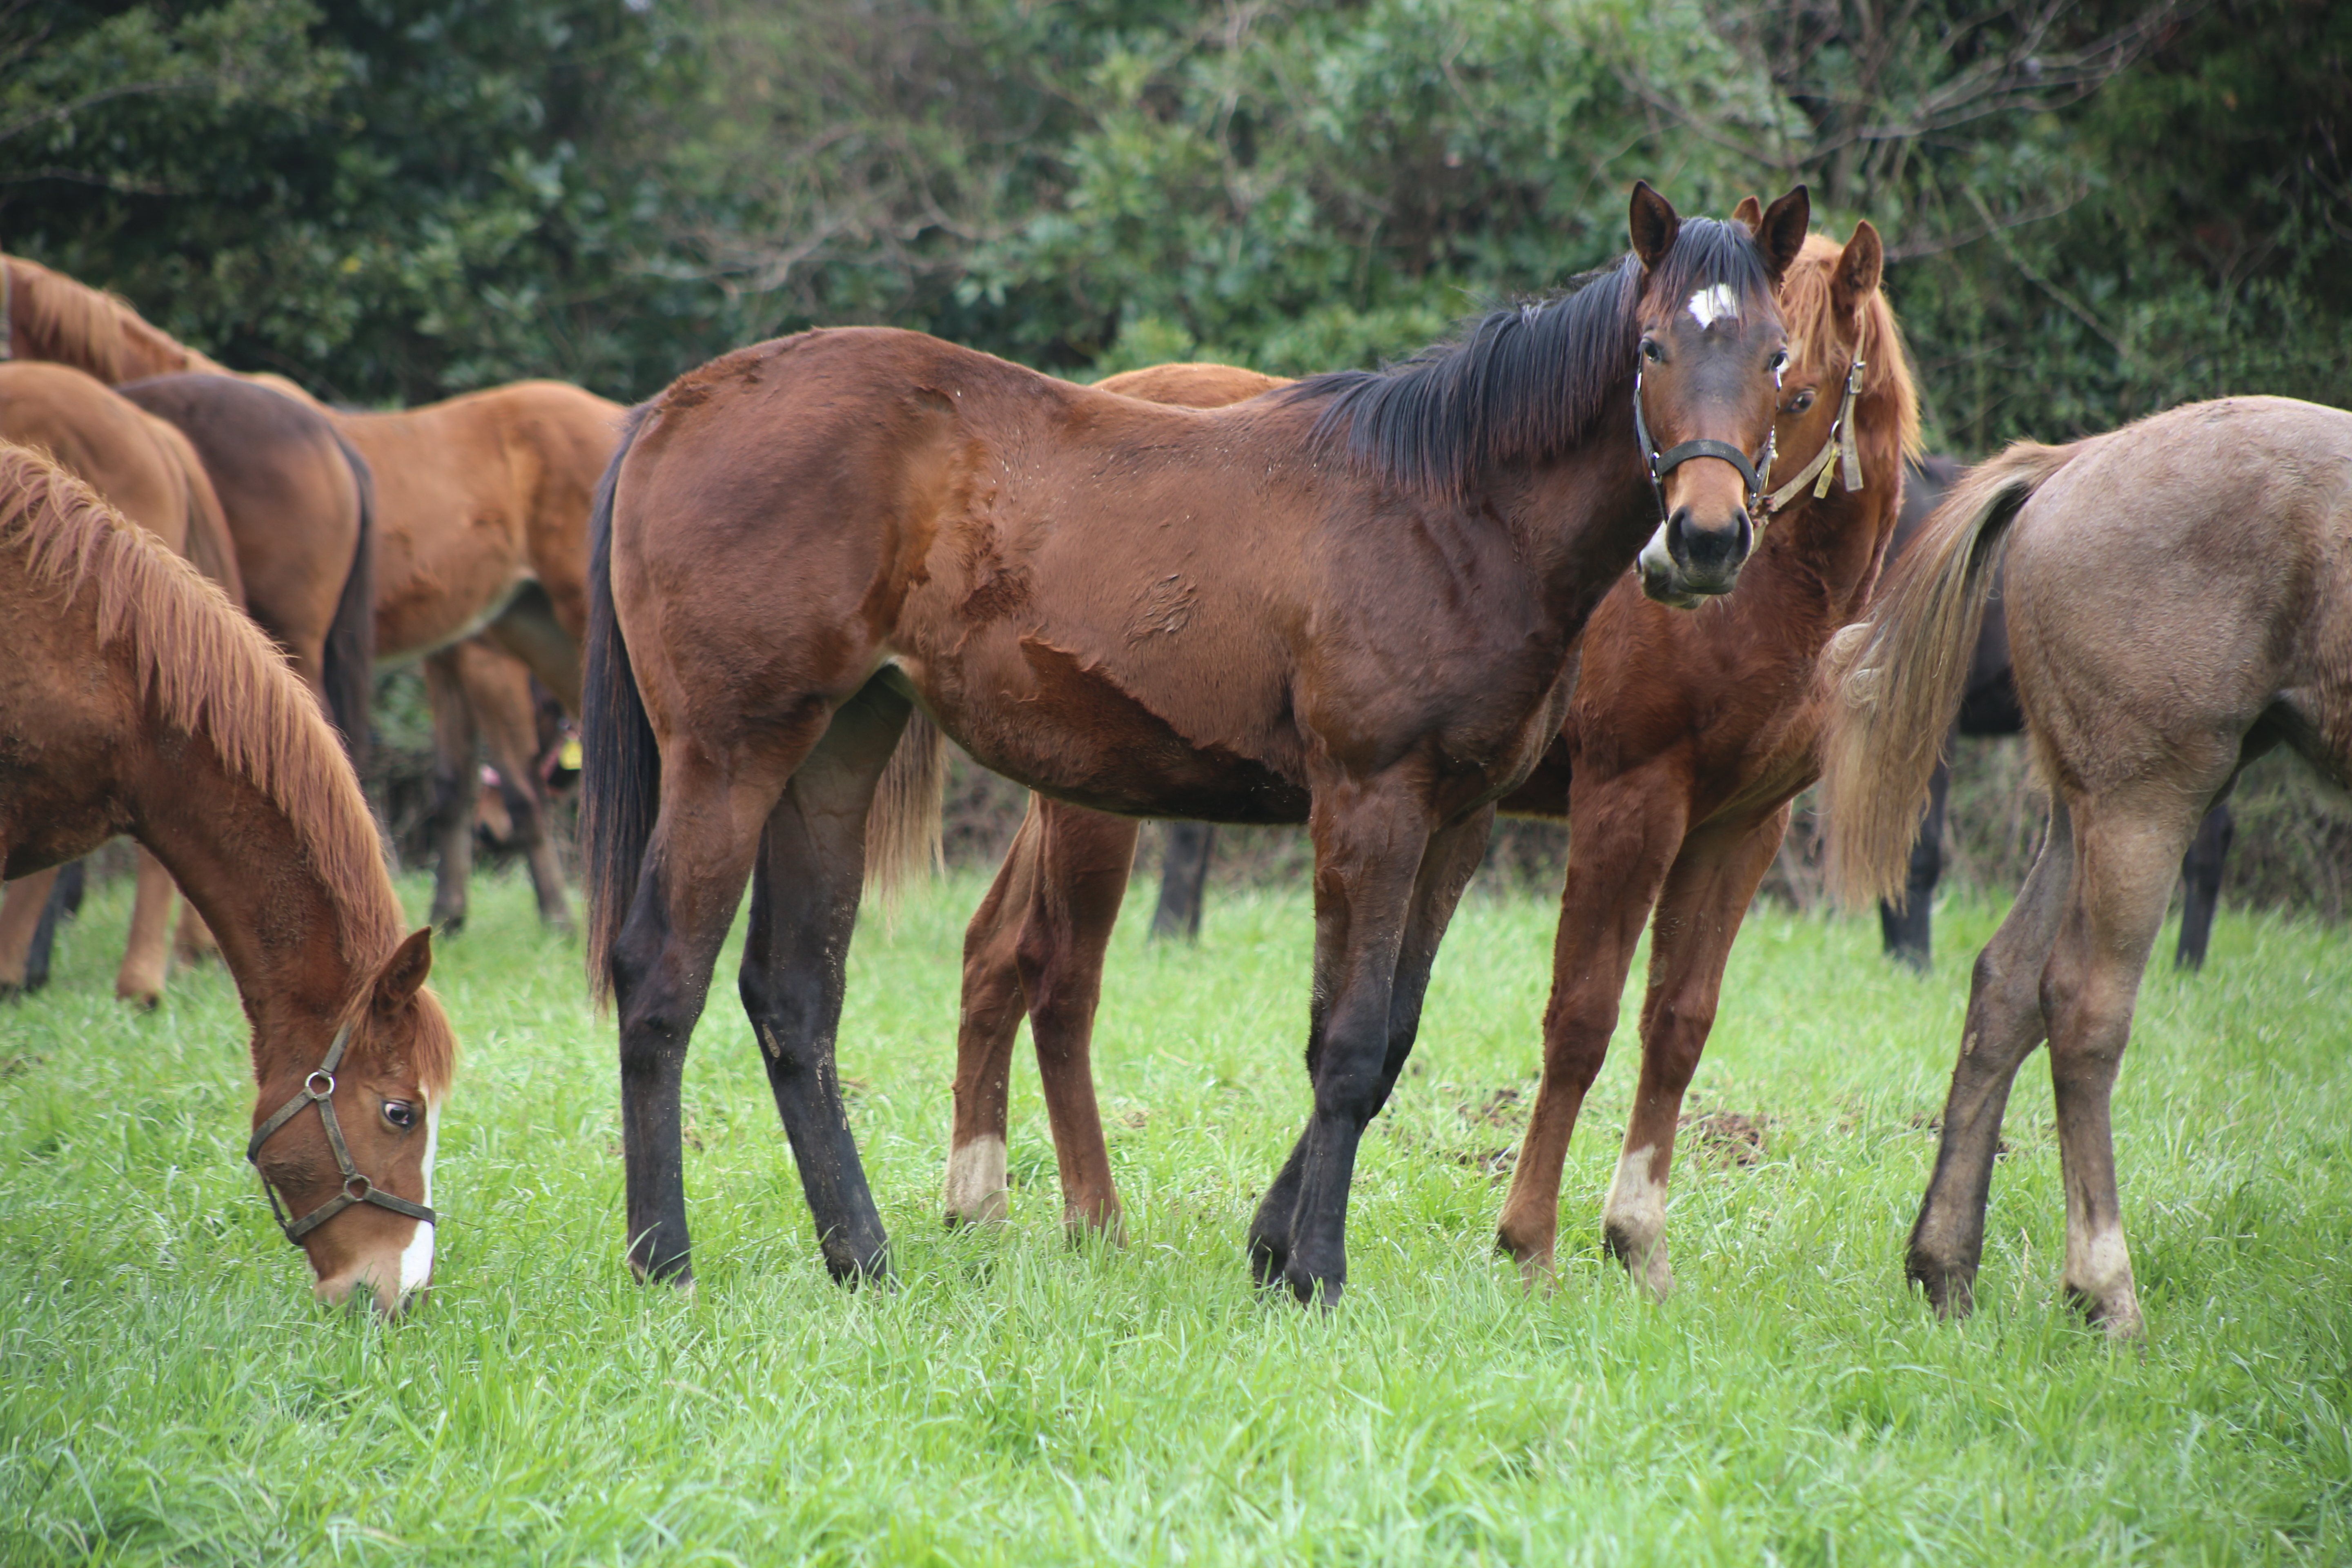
[1822,395,2352,1339]
[942,228,1918,1296]
[0,363,247,1006]
[0,253,234,383]
[0,443,453,1312]
[583,183,1811,1300]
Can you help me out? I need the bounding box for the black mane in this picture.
[1283,216,1777,499]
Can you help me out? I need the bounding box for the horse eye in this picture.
[1640,339,1663,363]
[1770,349,1790,372]
[382,1100,417,1131]
[1782,391,1815,415]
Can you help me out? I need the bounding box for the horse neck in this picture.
[1763,477,1900,625]
[1501,403,1662,630]
[127,733,394,1071]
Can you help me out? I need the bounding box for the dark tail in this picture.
[322,430,377,772]
[581,404,657,1007]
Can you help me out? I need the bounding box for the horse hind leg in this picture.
[1908,799,2073,1318]
[946,798,1043,1227]
[0,866,67,999]
[612,744,800,1286]
[466,642,574,933]
[421,649,480,933]
[1018,800,1140,1240]
[115,847,177,1008]
[2042,784,2217,1338]
[736,677,916,1283]
[25,862,85,993]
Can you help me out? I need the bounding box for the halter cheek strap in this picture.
[247,1020,437,1245]
[1762,359,1866,514]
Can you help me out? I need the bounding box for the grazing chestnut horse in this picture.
[585,183,1811,1300]
[0,363,245,1007]
[1876,457,2238,974]
[0,444,452,1312]
[942,228,1917,1299]
[1823,396,2352,1338]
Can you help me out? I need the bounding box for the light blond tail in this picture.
[865,711,947,911]
[1819,440,2082,908]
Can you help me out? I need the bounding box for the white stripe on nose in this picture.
[396,1100,438,1296]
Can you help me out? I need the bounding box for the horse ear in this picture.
[1832,218,1885,322]
[374,927,434,1011]
[1732,195,1763,229]
[1755,185,1811,282]
[1628,180,1680,272]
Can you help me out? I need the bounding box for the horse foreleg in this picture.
[1020,800,1141,1239]
[1909,800,2072,1318]
[115,847,177,1008]
[0,866,65,998]
[1494,783,1685,1281]
[947,798,1043,1227]
[2172,802,2234,972]
[1880,747,1951,970]
[463,641,574,933]
[2044,787,2207,1338]
[1601,808,1788,1300]
[736,679,910,1284]
[1250,786,1488,1305]
[421,649,479,933]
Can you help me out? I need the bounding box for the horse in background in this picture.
[0,443,451,1313]
[940,226,1917,1301]
[1823,396,2352,1338]
[1877,457,2237,973]
[0,363,245,1007]
[2,249,619,933]
[584,183,1810,1301]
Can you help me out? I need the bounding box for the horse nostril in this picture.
[1669,508,1753,579]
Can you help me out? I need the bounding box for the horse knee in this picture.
[737,963,830,1072]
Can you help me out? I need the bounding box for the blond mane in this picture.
[5,254,234,385]
[1780,233,1922,463]
[0,444,443,1088]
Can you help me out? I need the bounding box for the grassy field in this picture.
[2,866,2348,1565]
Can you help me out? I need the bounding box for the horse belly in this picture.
[913,630,1309,824]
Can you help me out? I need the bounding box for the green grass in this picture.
[3,867,2349,1565]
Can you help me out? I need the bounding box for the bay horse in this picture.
[584,183,1812,1300]
[942,228,1918,1301]
[0,252,234,383]
[0,363,247,1007]
[1822,395,2352,1338]
[0,443,452,1313]
[1876,457,2237,973]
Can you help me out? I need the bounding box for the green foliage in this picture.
[5,873,2352,1560]
[0,0,2339,433]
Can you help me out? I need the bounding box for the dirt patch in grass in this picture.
[1681,1109,1768,1166]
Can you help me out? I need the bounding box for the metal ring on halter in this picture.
[1761,358,1867,515]
[246,1020,438,1247]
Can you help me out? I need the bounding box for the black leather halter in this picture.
[1633,356,1780,526]
[246,1020,436,1245]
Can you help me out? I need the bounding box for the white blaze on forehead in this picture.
[1686,284,1740,329]
[396,1099,438,1296]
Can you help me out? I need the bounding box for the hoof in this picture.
[2064,1283,2145,1341]
[1246,1231,1289,1290]
[1906,1252,1976,1320]
[1603,1223,1675,1301]
[1061,1204,1127,1248]
[116,986,163,1012]
[1281,1261,1343,1310]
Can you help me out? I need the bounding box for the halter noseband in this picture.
[246,1020,436,1245]
[1760,357,1867,514]
[1633,354,1781,528]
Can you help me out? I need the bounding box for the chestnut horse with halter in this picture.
[1824,395,2352,1338]
[584,183,1810,1302]
[0,363,248,1007]
[0,444,453,1312]
[942,227,1918,1301]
